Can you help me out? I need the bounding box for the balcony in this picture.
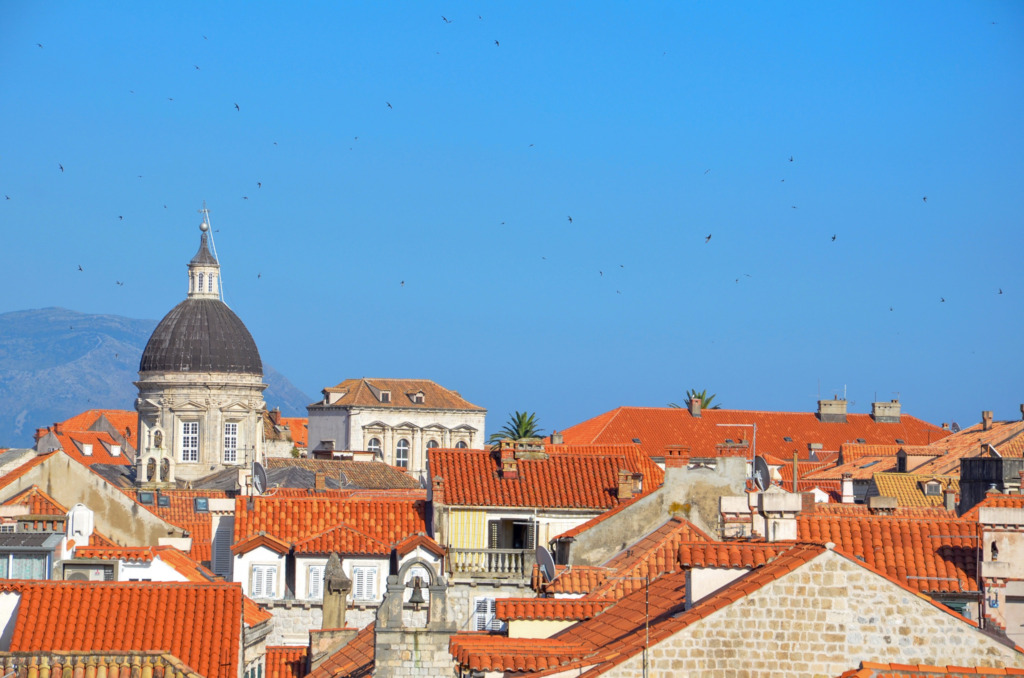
[448,548,533,579]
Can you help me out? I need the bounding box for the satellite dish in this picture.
[951,422,961,433]
[752,456,770,492]
[252,461,268,495]
[536,545,556,583]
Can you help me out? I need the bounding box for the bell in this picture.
[408,576,426,607]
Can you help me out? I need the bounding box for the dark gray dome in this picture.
[140,299,262,374]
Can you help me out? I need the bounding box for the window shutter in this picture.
[309,566,325,599]
[212,517,235,576]
[526,521,536,550]
[474,597,498,631]
[251,567,263,597]
[488,520,500,549]
[265,566,277,598]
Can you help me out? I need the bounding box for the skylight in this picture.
[632,438,641,444]
[138,492,154,505]
[194,497,209,512]
[895,438,906,444]
[856,438,867,444]
[783,436,793,442]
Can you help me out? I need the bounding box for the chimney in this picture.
[944,488,957,512]
[431,475,445,505]
[53,422,60,434]
[617,469,634,501]
[867,495,897,515]
[817,397,847,423]
[1020,404,1024,421]
[982,411,993,431]
[550,430,564,445]
[841,472,854,504]
[270,408,281,425]
[801,492,816,513]
[942,423,949,430]
[792,451,799,494]
[871,400,901,423]
[896,448,907,473]
[315,472,327,491]
[689,396,702,418]
[500,447,518,480]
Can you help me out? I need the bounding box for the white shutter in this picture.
[252,565,277,598]
[309,565,325,600]
[251,567,264,597]
[264,566,277,598]
[474,597,497,631]
[353,566,376,601]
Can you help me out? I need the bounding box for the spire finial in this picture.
[198,201,211,232]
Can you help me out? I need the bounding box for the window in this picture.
[455,441,467,449]
[224,422,238,463]
[380,391,391,403]
[473,596,503,631]
[0,525,13,533]
[157,494,170,507]
[396,439,410,468]
[198,273,205,291]
[138,492,154,505]
[367,438,381,455]
[251,565,278,598]
[194,497,209,512]
[181,421,199,462]
[924,482,942,496]
[426,440,439,449]
[11,554,48,580]
[208,273,215,293]
[308,565,325,600]
[412,392,424,404]
[352,566,377,601]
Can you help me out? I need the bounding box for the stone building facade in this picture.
[134,215,267,485]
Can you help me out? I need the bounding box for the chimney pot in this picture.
[550,430,564,445]
[689,396,702,418]
[617,469,634,501]
[943,488,957,512]
[982,411,993,431]
[818,399,848,423]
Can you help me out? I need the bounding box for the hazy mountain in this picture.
[0,307,313,447]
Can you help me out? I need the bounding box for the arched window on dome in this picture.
[198,272,205,292]
[209,273,216,293]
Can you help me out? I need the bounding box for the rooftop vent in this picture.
[783,436,793,442]
[632,438,641,444]
[856,438,866,444]
[895,438,905,445]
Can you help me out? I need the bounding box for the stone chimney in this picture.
[689,396,702,418]
[617,470,634,501]
[431,475,444,504]
[944,488,957,512]
[550,430,564,445]
[322,552,352,628]
[818,397,847,423]
[871,400,901,423]
[983,411,994,431]
[315,472,328,491]
[841,472,855,504]
[500,446,518,480]
[270,407,281,426]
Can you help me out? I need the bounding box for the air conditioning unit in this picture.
[63,563,114,581]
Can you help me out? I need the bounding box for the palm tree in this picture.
[488,411,544,448]
[668,389,721,410]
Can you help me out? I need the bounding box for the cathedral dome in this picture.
[139,298,263,374]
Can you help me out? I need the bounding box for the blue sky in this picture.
[2,2,1022,434]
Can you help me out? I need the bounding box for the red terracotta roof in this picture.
[123,489,232,563]
[560,406,948,462]
[496,598,613,622]
[839,443,937,463]
[266,646,309,678]
[0,651,205,678]
[840,661,1024,676]
[307,623,374,678]
[53,409,139,451]
[873,473,959,508]
[811,502,956,518]
[429,446,662,510]
[278,417,309,448]
[234,495,427,547]
[911,420,1024,476]
[314,378,484,411]
[2,484,69,515]
[49,431,132,467]
[232,532,292,555]
[293,524,391,556]
[675,541,791,568]
[533,565,611,595]
[393,533,445,558]
[805,455,897,481]
[74,545,159,562]
[797,513,979,594]
[960,492,1024,520]
[0,580,243,678]
[449,633,594,674]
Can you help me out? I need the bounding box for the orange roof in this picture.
[313,378,484,411]
[232,532,292,555]
[960,492,1024,520]
[2,484,69,515]
[0,580,243,678]
[449,633,595,674]
[910,420,1024,476]
[293,523,390,556]
[841,662,1024,677]
[393,532,445,558]
[873,473,959,508]
[45,430,132,467]
[279,417,309,448]
[496,598,613,622]
[797,513,979,594]
[839,443,938,463]
[803,455,897,481]
[560,406,948,461]
[234,495,427,547]
[533,565,611,596]
[72,545,273,627]
[123,489,232,563]
[0,651,206,678]
[307,623,374,678]
[56,408,139,447]
[429,445,663,509]
[266,646,309,678]
[811,502,956,519]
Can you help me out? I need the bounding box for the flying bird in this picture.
[940,297,945,303]
[257,273,261,279]
[616,290,621,294]
[889,307,893,312]
[77,265,83,272]
[999,288,1003,295]
[922,196,927,202]
[167,98,174,101]
[567,216,573,224]
[831,234,836,241]
[705,234,711,243]
[118,216,123,221]
[386,102,392,109]
[257,182,261,189]
[791,205,797,209]
[59,163,64,172]
[242,196,248,200]
[203,35,208,40]
[234,103,240,111]
[36,43,43,48]
[116,281,124,286]
[194,65,200,70]
[494,39,499,46]
[5,195,9,200]
[442,16,451,23]
[599,271,603,277]
[400,280,404,287]
[789,156,794,162]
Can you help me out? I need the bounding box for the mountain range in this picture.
[0,307,312,448]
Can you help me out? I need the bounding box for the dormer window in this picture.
[380,391,391,403]
[81,444,93,456]
[411,392,425,404]
[923,481,942,496]
[110,444,121,457]
[856,438,867,444]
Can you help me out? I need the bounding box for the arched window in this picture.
[208,273,215,292]
[198,272,205,291]
[455,441,468,449]
[426,440,439,449]
[367,438,382,455]
[396,439,410,468]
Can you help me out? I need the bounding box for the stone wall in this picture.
[262,601,376,646]
[372,627,456,677]
[601,549,1024,677]
[446,581,535,633]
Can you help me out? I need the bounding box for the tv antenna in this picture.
[198,201,225,304]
